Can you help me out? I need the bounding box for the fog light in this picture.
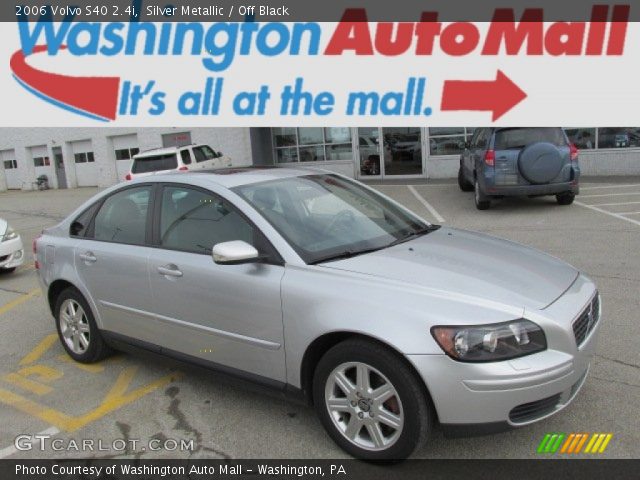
[14,250,23,260]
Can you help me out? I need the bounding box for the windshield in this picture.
[233,174,433,264]
[494,128,567,150]
[131,153,178,173]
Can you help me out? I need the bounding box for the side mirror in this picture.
[212,240,260,265]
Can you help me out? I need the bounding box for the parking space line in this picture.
[0,289,40,317]
[0,426,59,459]
[621,211,640,216]
[20,334,58,366]
[579,192,640,198]
[581,183,640,190]
[591,201,640,207]
[575,201,640,227]
[407,186,445,223]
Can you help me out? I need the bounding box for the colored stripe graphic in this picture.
[539,433,613,454]
[10,45,120,121]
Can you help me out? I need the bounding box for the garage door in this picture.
[1,149,21,189]
[162,131,192,148]
[111,134,139,181]
[72,140,99,187]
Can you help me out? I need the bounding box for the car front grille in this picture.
[509,393,562,423]
[573,294,601,347]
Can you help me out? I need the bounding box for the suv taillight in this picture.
[33,234,41,270]
[178,166,189,171]
[570,143,579,162]
[125,173,132,181]
[484,149,495,167]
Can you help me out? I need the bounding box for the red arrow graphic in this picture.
[441,70,527,122]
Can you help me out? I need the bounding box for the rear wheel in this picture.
[313,339,431,461]
[458,166,473,192]
[474,178,491,210]
[54,288,111,363]
[556,192,576,205]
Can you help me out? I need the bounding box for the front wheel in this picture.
[556,193,576,205]
[0,267,17,274]
[313,339,431,461]
[54,288,111,363]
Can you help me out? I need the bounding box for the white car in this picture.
[0,218,24,273]
[125,144,232,180]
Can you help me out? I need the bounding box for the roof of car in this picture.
[132,166,329,188]
[133,144,204,158]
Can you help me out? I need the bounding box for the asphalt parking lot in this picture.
[0,178,638,459]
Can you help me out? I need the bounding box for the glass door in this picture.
[381,127,423,177]
[357,127,424,179]
[356,127,382,178]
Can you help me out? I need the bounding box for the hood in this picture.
[320,227,578,310]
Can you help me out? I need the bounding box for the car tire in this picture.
[458,166,473,192]
[556,193,576,205]
[0,267,17,274]
[313,339,431,461]
[54,287,111,364]
[474,178,491,210]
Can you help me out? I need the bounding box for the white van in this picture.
[125,144,232,180]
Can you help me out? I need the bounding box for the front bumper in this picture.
[0,236,24,269]
[409,275,600,434]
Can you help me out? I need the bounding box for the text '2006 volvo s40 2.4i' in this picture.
[34,167,602,460]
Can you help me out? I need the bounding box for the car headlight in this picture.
[431,319,546,362]
[1,226,18,242]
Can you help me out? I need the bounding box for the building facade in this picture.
[1,127,640,191]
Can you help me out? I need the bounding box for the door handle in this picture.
[157,264,183,278]
[79,252,97,263]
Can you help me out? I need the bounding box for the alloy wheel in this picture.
[324,361,404,451]
[59,299,91,354]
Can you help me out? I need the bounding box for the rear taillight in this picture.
[33,234,41,270]
[484,149,495,167]
[178,166,189,171]
[570,143,579,162]
[125,173,132,181]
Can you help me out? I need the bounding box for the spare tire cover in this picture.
[518,142,564,184]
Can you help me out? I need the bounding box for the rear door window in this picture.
[180,150,192,165]
[131,154,178,173]
[92,186,152,245]
[494,128,567,150]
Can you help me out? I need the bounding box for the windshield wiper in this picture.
[310,225,441,265]
[386,225,441,248]
[309,246,388,265]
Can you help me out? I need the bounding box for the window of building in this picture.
[564,128,596,149]
[74,151,95,164]
[3,160,17,169]
[33,156,49,167]
[272,128,352,163]
[597,128,640,149]
[428,128,474,155]
[115,147,140,160]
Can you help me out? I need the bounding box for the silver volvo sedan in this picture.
[35,167,601,460]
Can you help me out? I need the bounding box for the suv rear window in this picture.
[131,154,178,173]
[494,128,567,150]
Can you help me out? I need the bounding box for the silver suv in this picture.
[35,168,601,460]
